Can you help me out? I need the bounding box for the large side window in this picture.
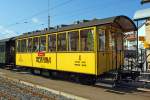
[21,39,27,52]
[40,36,46,52]
[48,34,56,52]
[68,31,79,51]
[80,29,94,51]
[16,40,20,52]
[98,29,105,51]
[28,38,32,52]
[33,37,39,52]
[57,33,67,51]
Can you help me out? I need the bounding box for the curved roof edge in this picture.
[113,15,137,32]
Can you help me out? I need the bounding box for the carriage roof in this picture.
[16,15,136,39]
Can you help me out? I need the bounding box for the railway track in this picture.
[0,77,70,100]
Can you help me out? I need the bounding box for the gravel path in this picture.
[0,77,71,100]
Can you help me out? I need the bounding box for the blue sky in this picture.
[0,0,150,39]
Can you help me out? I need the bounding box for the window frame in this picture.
[98,29,106,52]
[16,39,21,53]
[27,37,33,53]
[32,36,40,52]
[48,33,57,52]
[79,27,95,52]
[15,40,17,52]
[39,35,47,52]
[67,30,80,52]
[57,32,67,52]
[20,38,27,53]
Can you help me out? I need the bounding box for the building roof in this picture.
[134,8,150,21]
[141,0,150,4]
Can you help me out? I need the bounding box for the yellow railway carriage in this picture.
[16,16,136,84]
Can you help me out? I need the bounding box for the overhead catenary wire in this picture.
[3,0,125,36]
[1,0,114,38]
[40,0,116,26]
[5,0,116,29]
[48,0,50,28]
[5,0,74,28]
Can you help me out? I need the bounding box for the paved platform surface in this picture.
[0,68,150,100]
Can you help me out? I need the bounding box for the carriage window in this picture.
[48,34,56,52]
[57,33,67,51]
[21,39,27,52]
[80,29,94,51]
[18,40,21,52]
[40,36,46,52]
[33,37,39,52]
[0,45,4,52]
[98,29,105,51]
[111,32,115,51]
[28,38,32,52]
[16,40,19,52]
[68,31,79,51]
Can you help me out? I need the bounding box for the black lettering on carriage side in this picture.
[36,57,51,63]
[74,55,86,67]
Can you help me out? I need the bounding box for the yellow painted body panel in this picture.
[16,53,32,67]
[97,52,106,74]
[16,52,96,74]
[97,51,124,75]
[32,53,56,70]
[57,53,96,74]
[16,53,57,70]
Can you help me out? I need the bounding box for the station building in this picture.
[138,19,150,71]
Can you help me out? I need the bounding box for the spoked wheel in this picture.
[78,75,96,85]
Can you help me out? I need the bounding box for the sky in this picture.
[0,0,150,39]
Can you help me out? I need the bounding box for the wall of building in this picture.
[138,23,146,49]
[145,20,150,44]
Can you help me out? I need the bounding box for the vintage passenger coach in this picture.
[14,15,136,84]
[0,38,15,67]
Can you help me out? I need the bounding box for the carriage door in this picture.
[111,32,117,70]
[111,32,123,70]
[116,32,123,69]
[97,29,107,74]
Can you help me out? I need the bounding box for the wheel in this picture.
[30,69,35,74]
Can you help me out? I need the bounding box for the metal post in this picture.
[48,0,50,29]
[136,21,139,63]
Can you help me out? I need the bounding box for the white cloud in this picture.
[0,25,18,40]
[31,17,40,24]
